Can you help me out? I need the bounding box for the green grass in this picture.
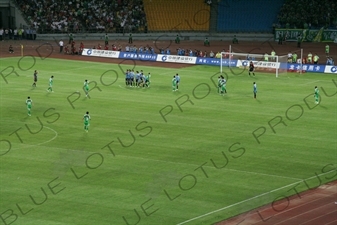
[0,57,336,225]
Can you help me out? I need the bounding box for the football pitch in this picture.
[0,57,336,225]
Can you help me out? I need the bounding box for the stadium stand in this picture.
[13,0,147,33]
[277,0,337,29]
[217,0,284,33]
[143,0,210,31]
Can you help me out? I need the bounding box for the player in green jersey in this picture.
[47,76,54,92]
[84,80,89,97]
[26,96,33,116]
[83,111,91,132]
[217,76,221,93]
[314,86,319,104]
[145,73,151,87]
[172,75,177,91]
[220,77,227,95]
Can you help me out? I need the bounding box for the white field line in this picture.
[300,80,320,85]
[23,64,99,77]
[1,126,58,152]
[37,126,58,146]
[47,64,99,75]
[159,69,213,75]
[225,168,301,181]
[175,169,336,225]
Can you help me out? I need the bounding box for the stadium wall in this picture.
[81,48,337,75]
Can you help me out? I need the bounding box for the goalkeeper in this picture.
[248,61,255,76]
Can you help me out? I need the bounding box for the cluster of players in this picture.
[125,69,151,88]
[25,66,320,133]
[27,70,91,132]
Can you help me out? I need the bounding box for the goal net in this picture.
[220,52,289,77]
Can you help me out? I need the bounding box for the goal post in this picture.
[220,52,289,77]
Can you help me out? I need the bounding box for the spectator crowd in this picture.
[277,0,337,29]
[13,0,147,33]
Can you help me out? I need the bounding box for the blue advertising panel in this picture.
[119,52,157,61]
[196,57,237,67]
[287,63,326,73]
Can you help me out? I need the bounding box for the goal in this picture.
[220,52,289,77]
